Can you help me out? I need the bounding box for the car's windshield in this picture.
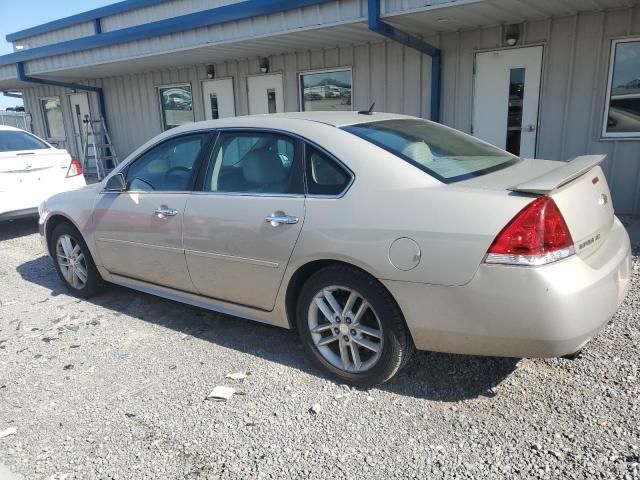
[342,119,518,183]
[0,131,49,153]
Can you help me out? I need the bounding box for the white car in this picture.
[0,126,85,220]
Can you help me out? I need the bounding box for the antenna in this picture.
[358,102,375,115]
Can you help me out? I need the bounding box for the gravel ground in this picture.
[0,218,639,480]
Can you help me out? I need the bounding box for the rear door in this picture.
[183,130,305,310]
[93,132,211,291]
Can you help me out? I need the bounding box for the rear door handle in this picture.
[154,206,178,219]
[266,213,299,226]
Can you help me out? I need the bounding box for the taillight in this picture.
[485,196,575,266]
[66,158,83,178]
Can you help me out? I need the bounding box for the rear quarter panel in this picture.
[284,125,533,286]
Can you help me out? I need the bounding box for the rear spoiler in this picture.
[508,155,606,194]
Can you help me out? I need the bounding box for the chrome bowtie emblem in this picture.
[598,193,608,206]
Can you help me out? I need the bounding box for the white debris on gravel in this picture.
[206,386,236,401]
[0,218,639,479]
[0,427,16,439]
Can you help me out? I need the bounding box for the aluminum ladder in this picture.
[81,116,119,182]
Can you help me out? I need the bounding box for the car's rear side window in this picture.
[342,119,518,183]
[305,146,351,196]
[0,131,49,153]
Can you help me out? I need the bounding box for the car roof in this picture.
[0,125,24,132]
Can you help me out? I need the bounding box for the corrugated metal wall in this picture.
[22,41,432,161]
[433,6,640,214]
[19,5,640,214]
[101,0,244,32]
[11,22,95,49]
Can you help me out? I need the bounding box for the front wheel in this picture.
[296,265,414,388]
[51,222,103,298]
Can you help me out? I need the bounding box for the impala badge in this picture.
[598,193,608,206]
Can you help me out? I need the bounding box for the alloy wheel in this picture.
[55,234,88,290]
[307,286,383,373]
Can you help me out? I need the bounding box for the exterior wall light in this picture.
[259,57,270,74]
[206,65,215,79]
[505,24,520,47]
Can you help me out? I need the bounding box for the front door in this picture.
[473,46,543,158]
[247,74,285,114]
[93,132,211,291]
[202,78,236,120]
[69,93,91,158]
[183,130,304,311]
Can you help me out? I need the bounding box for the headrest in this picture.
[243,149,287,184]
[402,141,433,165]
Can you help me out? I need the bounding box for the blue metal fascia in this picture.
[6,0,168,42]
[367,0,441,122]
[0,0,336,67]
[16,62,108,125]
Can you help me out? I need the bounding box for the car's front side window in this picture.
[125,134,207,192]
[204,132,303,195]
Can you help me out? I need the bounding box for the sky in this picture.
[0,0,113,109]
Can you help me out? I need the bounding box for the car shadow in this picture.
[17,255,518,401]
[0,218,39,241]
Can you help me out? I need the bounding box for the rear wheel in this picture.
[296,265,414,388]
[51,222,103,298]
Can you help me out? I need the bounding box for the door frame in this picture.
[245,72,286,115]
[200,77,237,119]
[471,43,546,158]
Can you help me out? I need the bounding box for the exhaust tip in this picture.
[561,349,583,361]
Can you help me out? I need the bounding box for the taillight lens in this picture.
[485,196,575,266]
[66,158,83,178]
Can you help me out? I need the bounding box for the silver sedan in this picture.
[38,112,631,387]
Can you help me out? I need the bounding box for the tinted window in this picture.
[306,146,351,195]
[205,132,303,194]
[343,119,518,183]
[126,134,206,192]
[0,131,49,153]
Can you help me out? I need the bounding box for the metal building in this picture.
[1,0,640,212]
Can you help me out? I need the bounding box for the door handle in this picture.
[522,125,537,132]
[154,206,178,219]
[266,213,299,227]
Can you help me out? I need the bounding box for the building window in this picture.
[40,97,64,139]
[299,69,352,112]
[603,39,640,138]
[158,84,194,131]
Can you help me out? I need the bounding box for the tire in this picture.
[50,222,103,298]
[296,265,414,388]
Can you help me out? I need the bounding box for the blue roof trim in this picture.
[0,0,335,67]
[6,0,169,42]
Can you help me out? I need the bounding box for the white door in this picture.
[69,93,91,157]
[202,78,236,119]
[473,46,543,158]
[247,74,284,114]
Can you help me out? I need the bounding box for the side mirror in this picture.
[104,173,127,192]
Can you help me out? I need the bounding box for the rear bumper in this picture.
[383,217,632,358]
[0,176,86,218]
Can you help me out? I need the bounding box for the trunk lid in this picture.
[0,149,71,192]
[459,155,614,260]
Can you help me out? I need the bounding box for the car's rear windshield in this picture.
[342,119,518,183]
[0,131,49,153]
